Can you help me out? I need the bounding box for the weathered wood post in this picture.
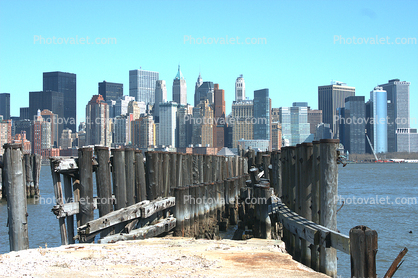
[145,151,159,200]
[319,139,339,277]
[125,148,135,206]
[349,226,378,278]
[62,174,75,244]
[112,149,127,210]
[3,144,29,251]
[95,146,113,238]
[280,147,290,253]
[262,154,271,180]
[49,158,68,245]
[288,146,296,257]
[301,143,313,267]
[78,147,94,242]
[162,152,170,198]
[293,145,302,262]
[24,154,34,197]
[169,152,177,196]
[32,154,41,196]
[134,150,147,202]
[174,187,185,236]
[258,184,272,239]
[311,141,321,271]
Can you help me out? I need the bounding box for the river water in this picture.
[0,164,417,277]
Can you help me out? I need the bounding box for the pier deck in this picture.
[0,237,328,278]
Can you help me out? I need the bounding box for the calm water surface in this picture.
[1,164,417,277]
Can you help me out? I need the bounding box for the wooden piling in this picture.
[125,148,135,206]
[95,146,113,238]
[63,175,75,244]
[350,226,378,278]
[145,151,158,200]
[311,141,321,271]
[262,154,271,180]
[32,154,41,196]
[78,147,94,242]
[24,154,34,198]
[135,150,147,202]
[300,143,313,267]
[319,139,339,277]
[168,152,177,195]
[3,144,29,251]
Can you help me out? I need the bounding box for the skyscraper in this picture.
[43,71,77,132]
[173,66,187,105]
[159,101,178,147]
[85,95,111,147]
[379,79,410,152]
[279,104,310,146]
[98,81,123,101]
[177,104,193,148]
[367,86,388,153]
[253,89,270,141]
[213,84,226,148]
[154,80,167,122]
[232,100,253,148]
[308,109,323,134]
[129,69,159,105]
[340,96,366,154]
[194,73,214,106]
[235,75,245,102]
[0,93,10,120]
[318,81,355,138]
[192,100,214,147]
[29,90,64,143]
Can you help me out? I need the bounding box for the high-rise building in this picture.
[379,79,410,152]
[29,90,64,141]
[253,89,270,141]
[159,101,178,147]
[279,104,310,146]
[177,104,193,148]
[271,108,280,122]
[98,81,123,101]
[308,109,323,134]
[129,69,159,105]
[61,129,73,149]
[340,96,366,154]
[235,75,245,102]
[192,100,214,147]
[0,93,10,120]
[318,81,355,138]
[232,100,253,148]
[173,66,187,105]
[139,115,155,148]
[367,86,388,153]
[271,122,282,150]
[43,71,77,132]
[213,84,226,149]
[0,116,12,155]
[154,80,167,122]
[114,95,136,117]
[41,109,58,148]
[194,75,214,106]
[85,95,112,147]
[32,110,43,155]
[20,107,30,120]
[112,115,130,147]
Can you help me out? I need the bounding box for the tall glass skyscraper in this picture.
[318,81,355,139]
[129,69,159,105]
[379,79,410,152]
[154,80,167,123]
[43,71,77,132]
[279,104,310,146]
[341,96,366,154]
[253,89,270,141]
[173,66,187,105]
[98,81,123,101]
[0,93,10,120]
[369,86,388,153]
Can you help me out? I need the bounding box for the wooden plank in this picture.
[98,216,176,244]
[77,197,175,237]
[270,197,350,254]
[52,196,116,218]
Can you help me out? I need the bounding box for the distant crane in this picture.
[366,134,378,161]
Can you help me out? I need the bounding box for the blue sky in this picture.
[0,0,417,128]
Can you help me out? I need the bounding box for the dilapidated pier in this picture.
[1,141,392,278]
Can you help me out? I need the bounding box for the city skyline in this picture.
[0,1,416,129]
